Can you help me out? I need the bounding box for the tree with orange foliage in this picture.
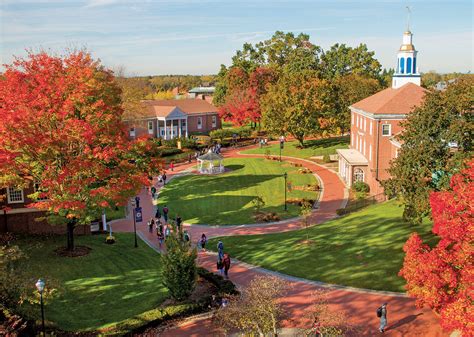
[399,159,474,335]
[0,51,161,251]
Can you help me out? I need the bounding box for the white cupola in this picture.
[392,9,421,89]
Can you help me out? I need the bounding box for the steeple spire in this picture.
[392,9,421,89]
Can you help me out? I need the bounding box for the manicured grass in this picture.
[241,136,350,159]
[106,206,126,221]
[157,157,319,225]
[208,200,437,292]
[16,233,167,332]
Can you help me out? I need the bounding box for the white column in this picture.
[185,118,189,137]
[178,119,182,138]
[164,119,167,140]
[156,118,160,138]
[170,119,174,139]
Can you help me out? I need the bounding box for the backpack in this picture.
[376,307,383,317]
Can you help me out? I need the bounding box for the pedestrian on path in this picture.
[176,214,182,231]
[183,230,190,242]
[217,254,224,276]
[377,302,388,333]
[151,186,156,198]
[223,253,231,279]
[188,153,192,163]
[164,225,171,240]
[155,207,162,220]
[157,225,164,248]
[170,162,174,171]
[163,205,169,223]
[162,172,167,185]
[148,218,154,233]
[200,233,207,251]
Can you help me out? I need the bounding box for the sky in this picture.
[1,0,472,76]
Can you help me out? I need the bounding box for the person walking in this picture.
[170,162,174,172]
[157,224,164,248]
[164,224,171,240]
[155,207,162,221]
[176,214,182,231]
[200,233,207,251]
[217,240,224,275]
[223,253,231,279]
[163,205,169,223]
[148,218,154,233]
[151,186,157,198]
[188,153,192,163]
[162,172,167,186]
[377,303,388,333]
[183,230,190,242]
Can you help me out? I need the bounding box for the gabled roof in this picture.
[143,99,218,114]
[142,103,187,119]
[336,149,368,165]
[351,83,427,115]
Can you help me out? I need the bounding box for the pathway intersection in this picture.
[112,145,446,337]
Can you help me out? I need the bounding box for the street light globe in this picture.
[35,278,45,293]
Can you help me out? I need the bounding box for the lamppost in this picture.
[279,135,285,162]
[131,199,138,248]
[35,278,46,336]
[283,172,288,211]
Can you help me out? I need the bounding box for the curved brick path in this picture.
[112,145,446,337]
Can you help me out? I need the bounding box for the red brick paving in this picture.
[112,146,446,337]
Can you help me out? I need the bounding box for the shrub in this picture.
[161,230,197,301]
[160,147,182,157]
[197,267,238,295]
[209,127,252,140]
[254,212,280,222]
[351,181,370,193]
[323,153,331,163]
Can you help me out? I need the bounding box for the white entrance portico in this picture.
[156,107,188,139]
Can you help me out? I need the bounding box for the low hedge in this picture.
[159,147,183,157]
[197,267,239,296]
[209,127,252,140]
[351,181,370,193]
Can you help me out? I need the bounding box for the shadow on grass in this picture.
[302,136,350,149]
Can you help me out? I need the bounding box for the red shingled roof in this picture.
[143,99,218,114]
[351,83,427,115]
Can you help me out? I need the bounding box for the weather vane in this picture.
[406,5,411,31]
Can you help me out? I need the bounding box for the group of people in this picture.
[216,240,231,279]
[258,138,269,148]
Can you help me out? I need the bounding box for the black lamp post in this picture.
[131,200,138,248]
[35,278,46,336]
[283,172,288,211]
[279,136,285,162]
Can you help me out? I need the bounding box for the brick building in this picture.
[337,29,427,195]
[127,99,221,139]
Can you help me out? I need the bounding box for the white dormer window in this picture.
[382,124,391,136]
[7,187,24,204]
[129,127,136,137]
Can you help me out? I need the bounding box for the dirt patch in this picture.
[54,245,91,257]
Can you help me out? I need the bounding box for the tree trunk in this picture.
[66,219,76,251]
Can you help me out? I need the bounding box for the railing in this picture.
[337,193,387,216]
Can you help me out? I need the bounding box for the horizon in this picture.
[1,0,473,75]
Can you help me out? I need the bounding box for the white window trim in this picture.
[369,144,372,161]
[197,117,203,130]
[351,114,354,125]
[7,187,24,204]
[364,118,367,132]
[129,127,136,137]
[212,116,217,128]
[382,124,392,136]
[147,121,154,134]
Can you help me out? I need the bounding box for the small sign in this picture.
[135,207,143,223]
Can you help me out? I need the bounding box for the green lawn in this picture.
[106,206,126,221]
[241,136,350,159]
[157,157,319,225]
[208,200,437,292]
[16,233,167,332]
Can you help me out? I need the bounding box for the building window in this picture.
[147,121,154,134]
[7,187,24,204]
[212,116,217,128]
[407,58,412,74]
[400,58,405,74]
[413,57,417,73]
[363,118,367,132]
[129,127,135,137]
[382,124,391,136]
[33,182,48,201]
[181,120,186,127]
[354,168,365,183]
[351,114,354,125]
[197,117,202,129]
[369,121,373,135]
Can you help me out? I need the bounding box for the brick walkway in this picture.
[112,146,446,337]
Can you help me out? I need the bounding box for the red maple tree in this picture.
[218,67,276,126]
[0,51,161,250]
[399,159,474,335]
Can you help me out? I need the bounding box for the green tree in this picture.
[300,200,313,241]
[383,76,473,224]
[320,43,382,80]
[261,70,332,146]
[161,226,197,301]
[328,74,380,134]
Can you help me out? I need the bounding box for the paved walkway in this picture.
[112,146,446,337]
